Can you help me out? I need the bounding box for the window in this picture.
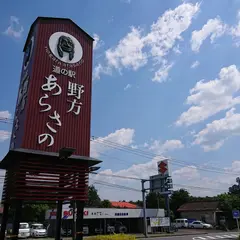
[19,224,28,229]
[32,225,43,229]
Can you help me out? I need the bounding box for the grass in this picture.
[86,234,136,240]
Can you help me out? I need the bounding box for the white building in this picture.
[45,206,165,235]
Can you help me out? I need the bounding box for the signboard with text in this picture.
[150,217,170,227]
[10,17,93,157]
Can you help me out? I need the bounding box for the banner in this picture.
[150,217,170,227]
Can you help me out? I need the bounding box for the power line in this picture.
[91,138,240,176]
[90,172,228,193]
[90,172,143,181]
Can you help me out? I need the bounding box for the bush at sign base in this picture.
[87,234,136,240]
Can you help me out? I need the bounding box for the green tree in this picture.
[101,200,112,208]
[22,204,50,222]
[146,192,165,209]
[129,200,143,207]
[170,189,190,218]
[85,185,101,207]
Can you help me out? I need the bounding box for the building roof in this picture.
[23,16,94,52]
[110,201,138,209]
[177,201,220,212]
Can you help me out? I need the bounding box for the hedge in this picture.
[86,234,136,240]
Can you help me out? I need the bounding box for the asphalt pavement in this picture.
[140,232,239,240]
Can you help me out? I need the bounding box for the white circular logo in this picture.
[49,32,83,64]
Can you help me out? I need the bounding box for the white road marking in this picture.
[221,234,238,238]
[214,236,230,239]
[193,233,239,239]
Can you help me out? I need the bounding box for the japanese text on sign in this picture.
[38,74,62,147]
[38,65,84,147]
[67,81,84,115]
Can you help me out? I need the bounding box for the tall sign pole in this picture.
[141,180,148,238]
[149,159,173,233]
[232,210,240,232]
[0,17,102,240]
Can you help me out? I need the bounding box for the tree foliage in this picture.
[86,185,102,207]
[22,204,52,222]
[146,192,165,209]
[101,200,112,208]
[170,189,190,218]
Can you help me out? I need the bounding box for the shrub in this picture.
[87,234,136,240]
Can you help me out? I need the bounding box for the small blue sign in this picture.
[232,210,240,219]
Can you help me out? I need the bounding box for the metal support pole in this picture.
[0,202,10,240]
[165,194,171,232]
[12,200,23,240]
[55,200,63,240]
[72,201,76,240]
[76,201,84,240]
[141,180,148,238]
[236,218,240,232]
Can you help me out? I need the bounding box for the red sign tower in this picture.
[0,17,101,240]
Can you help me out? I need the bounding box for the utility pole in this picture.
[141,180,148,238]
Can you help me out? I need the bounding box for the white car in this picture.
[30,223,47,237]
[189,221,213,229]
[18,223,31,238]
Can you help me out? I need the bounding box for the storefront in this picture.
[45,207,165,236]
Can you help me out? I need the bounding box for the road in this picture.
[141,232,239,240]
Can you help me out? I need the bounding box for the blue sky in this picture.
[1,0,240,201]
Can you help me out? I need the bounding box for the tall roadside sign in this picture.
[232,210,240,231]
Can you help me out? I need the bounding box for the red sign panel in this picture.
[10,18,93,157]
[158,160,169,175]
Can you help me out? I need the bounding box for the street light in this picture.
[89,166,101,172]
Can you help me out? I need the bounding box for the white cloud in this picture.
[3,16,24,39]
[191,60,200,69]
[96,2,200,81]
[144,2,200,62]
[229,11,240,47]
[0,130,11,142]
[173,166,200,180]
[193,108,240,151]
[124,84,132,90]
[0,111,11,119]
[92,64,111,81]
[105,27,147,71]
[149,139,184,154]
[173,45,182,55]
[176,65,240,126]
[90,155,236,200]
[93,33,104,50]
[90,128,135,158]
[191,17,227,52]
[152,61,174,83]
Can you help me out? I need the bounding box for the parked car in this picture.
[189,221,213,229]
[18,223,31,238]
[173,219,189,228]
[30,223,47,237]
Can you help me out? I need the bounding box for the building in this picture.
[110,201,138,209]
[45,206,165,235]
[177,201,223,225]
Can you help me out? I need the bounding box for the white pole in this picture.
[236,218,239,232]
